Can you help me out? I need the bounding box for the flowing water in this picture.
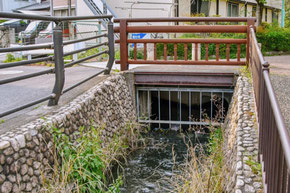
[119,130,209,193]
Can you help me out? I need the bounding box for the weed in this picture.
[0,119,4,124]
[245,156,262,175]
[41,122,144,192]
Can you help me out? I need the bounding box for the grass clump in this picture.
[4,53,23,63]
[42,122,144,192]
[171,126,224,193]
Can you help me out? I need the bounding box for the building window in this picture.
[265,8,267,22]
[191,0,209,16]
[252,6,256,17]
[244,4,247,17]
[227,2,239,17]
[272,11,278,23]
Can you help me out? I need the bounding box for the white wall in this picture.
[0,0,37,12]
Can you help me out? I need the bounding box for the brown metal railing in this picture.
[114,17,255,71]
[250,27,290,193]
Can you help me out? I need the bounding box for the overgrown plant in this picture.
[41,122,144,193]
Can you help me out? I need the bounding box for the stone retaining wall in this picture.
[0,74,136,193]
[223,76,263,193]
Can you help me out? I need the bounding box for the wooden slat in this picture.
[237,44,241,62]
[154,43,157,60]
[164,43,167,60]
[195,43,198,61]
[144,43,147,60]
[216,44,219,61]
[205,44,209,61]
[226,44,230,61]
[174,43,177,61]
[184,43,188,61]
[134,43,137,60]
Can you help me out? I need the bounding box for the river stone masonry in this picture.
[0,74,136,193]
[223,76,263,193]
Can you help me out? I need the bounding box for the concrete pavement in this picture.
[0,65,107,134]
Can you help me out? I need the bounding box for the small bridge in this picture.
[0,12,289,193]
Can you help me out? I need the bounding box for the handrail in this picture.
[0,12,113,22]
[115,17,254,71]
[0,13,115,118]
[114,17,256,23]
[250,27,290,192]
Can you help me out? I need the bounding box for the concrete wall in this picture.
[0,74,136,193]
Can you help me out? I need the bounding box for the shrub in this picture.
[256,25,290,52]
[4,53,22,63]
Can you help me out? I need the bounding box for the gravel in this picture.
[270,74,290,131]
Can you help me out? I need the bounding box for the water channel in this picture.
[119,130,209,193]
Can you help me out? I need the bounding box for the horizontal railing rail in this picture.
[250,27,290,193]
[113,17,255,71]
[0,12,115,118]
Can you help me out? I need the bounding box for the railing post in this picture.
[119,19,128,71]
[48,23,65,106]
[246,18,255,67]
[105,20,115,75]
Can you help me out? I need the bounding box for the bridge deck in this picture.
[131,65,241,87]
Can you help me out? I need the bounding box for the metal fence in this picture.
[250,27,290,192]
[0,12,115,118]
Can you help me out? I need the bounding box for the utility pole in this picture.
[281,0,285,27]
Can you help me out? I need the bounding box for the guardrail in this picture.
[0,12,115,118]
[114,17,255,71]
[250,27,290,192]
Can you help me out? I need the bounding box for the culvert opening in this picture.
[136,86,234,130]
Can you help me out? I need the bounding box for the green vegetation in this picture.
[3,54,23,63]
[245,156,262,175]
[0,119,4,124]
[256,22,290,53]
[42,122,143,192]
[171,126,224,193]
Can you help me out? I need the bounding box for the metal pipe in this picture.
[0,69,54,85]
[48,25,65,106]
[105,20,115,74]
[64,50,108,68]
[0,12,112,22]
[0,95,53,118]
[0,56,53,69]
[63,69,106,93]
[0,44,53,52]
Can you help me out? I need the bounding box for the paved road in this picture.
[0,65,107,133]
[265,55,290,130]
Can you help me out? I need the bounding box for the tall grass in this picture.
[168,126,224,193]
[41,122,144,193]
